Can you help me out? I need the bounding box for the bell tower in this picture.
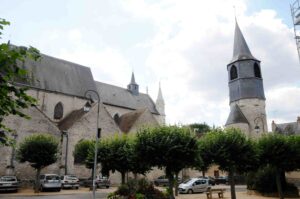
[225,21,268,138]
[127,72,139,95]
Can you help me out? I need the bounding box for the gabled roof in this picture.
[95,81,159,114]
[118,109,146,133]
[225,104,249,125]
[58,108,87,131]
[230,21,258,63]
[18,54,97,98]
[274,122,300,135]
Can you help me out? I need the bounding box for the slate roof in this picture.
[274,122,300,135]
[58,108,87,131]
[95,81,159,114]
[17,54,97,98]
[225,104,249,125]
[230,21,258,63]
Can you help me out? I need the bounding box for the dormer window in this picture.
[230,65,238,80]
[54,102,63,120]
[254,63,261,78]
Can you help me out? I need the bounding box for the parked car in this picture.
[0,176,19,192]
[154,175,182,186]
[178,178,210,194]
[39,174,61,191]
[215,176,228,185]
[198,176,215,185]
[83,176,110,188]
[60,175,79,189]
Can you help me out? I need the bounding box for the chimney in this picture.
[297,116,300,123]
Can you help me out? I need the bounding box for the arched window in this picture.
[230,65,238,80]
[254,63,261,78]
[114,113,120,124]
[54,102,63,120]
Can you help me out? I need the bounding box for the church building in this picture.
[225,21,268,138]
[0,53,165,182]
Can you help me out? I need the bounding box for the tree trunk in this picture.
[202,170,205,177]
[35,168,41,193]
[276,169,284,199]
[121,172,126,185]
[167,174,175,199]
[229,170,236,199]
[175,172,179,196]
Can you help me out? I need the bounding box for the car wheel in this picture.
[106,185,109,189]
[57,188,61,192]
[187,189,193,194]
[75,186,79,190]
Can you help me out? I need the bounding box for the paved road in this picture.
[0,192,108,199]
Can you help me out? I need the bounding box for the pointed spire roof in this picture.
[231,21,258,63]
[156,82,164,103]
[130,72,137,85]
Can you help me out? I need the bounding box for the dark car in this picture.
[83,176,110,188]
[215,176,228,185]
[0,176,19,192]
[199,176,215,186]
[154,175,182,186]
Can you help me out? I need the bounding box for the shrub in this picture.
[247,166,299,197]
[116,184,130,196]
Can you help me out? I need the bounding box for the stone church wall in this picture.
[230,98,268,138]
[27,89,87,123]
[0,106,61,180]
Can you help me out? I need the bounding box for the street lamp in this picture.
[84,90,101,199]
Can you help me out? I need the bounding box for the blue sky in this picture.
[1,0,300,129]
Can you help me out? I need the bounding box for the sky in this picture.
[1,0,300,129]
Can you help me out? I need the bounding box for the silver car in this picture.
[61,175,79,189]
[39,174,61,192]
[0,176,19,192]
[178,178,210,194]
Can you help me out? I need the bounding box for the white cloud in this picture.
[4,0,299,128]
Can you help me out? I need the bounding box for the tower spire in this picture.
[155,82,165,124]
[231,21,257,63]
[127,72,139,95]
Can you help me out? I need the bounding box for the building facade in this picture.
[0,54,165,182]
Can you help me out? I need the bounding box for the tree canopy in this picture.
[17,133,58,192]
[257,133,300,199]
[135,126,199,199]
[200,128,257,199]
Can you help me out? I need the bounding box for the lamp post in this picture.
[62,131,69,175]
[84,90,101,199]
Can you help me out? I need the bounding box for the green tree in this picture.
[257,134,300,199]
[16,134,58,192]
[189,122,211,137]
[0,18,40,144]
[73,139,94,165]
[136,126,199,199]
[92,135,136,184]
[200,128,257,199]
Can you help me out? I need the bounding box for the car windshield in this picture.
[0,176,16,182]
[66,176,77,180]
[182,179,194,184]
[46,175,59,180]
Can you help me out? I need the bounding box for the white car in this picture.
[178,178,210,194]
[39,174,61,192]
[61,175,79,189]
